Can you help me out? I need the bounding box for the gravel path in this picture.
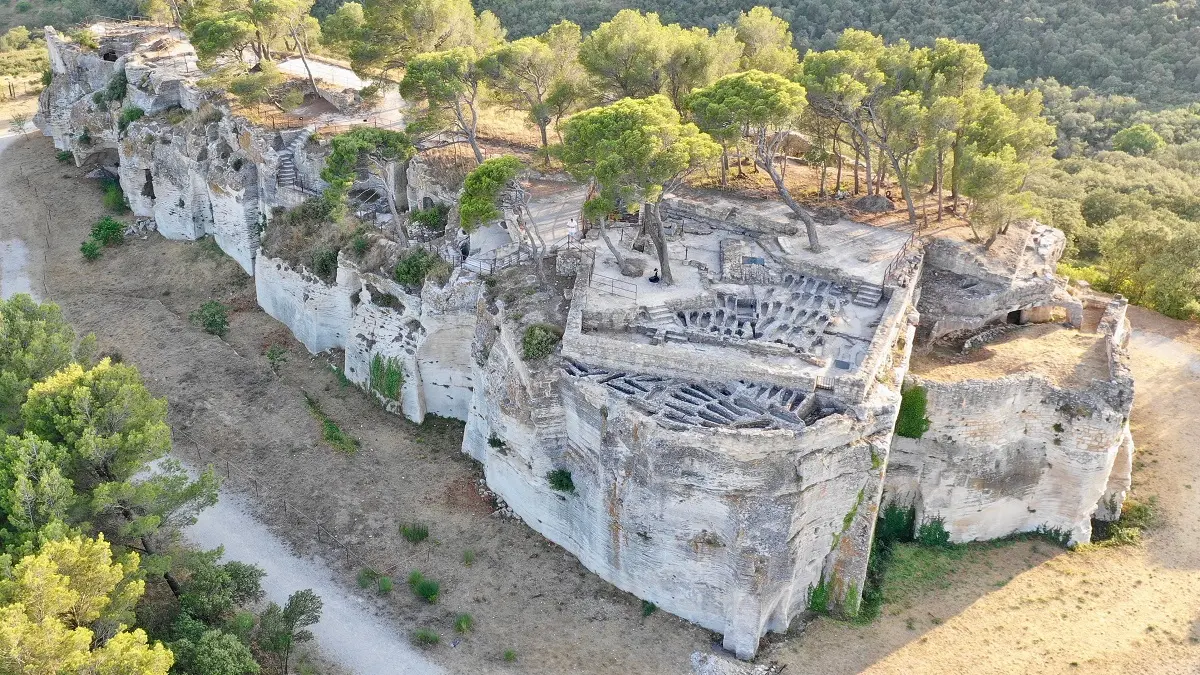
[186,479,443,675]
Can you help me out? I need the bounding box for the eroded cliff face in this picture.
[918,223,1083,343]
[461,293,918,659]
[37,22,1142,661]
[36,25,328,275]
[886,299,1135,545]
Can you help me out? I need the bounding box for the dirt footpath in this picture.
[3,133,1198,674]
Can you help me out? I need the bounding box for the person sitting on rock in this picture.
[648,268,660,283]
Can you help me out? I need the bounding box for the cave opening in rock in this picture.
[1006,310,1023,324]
[141,169,155,199]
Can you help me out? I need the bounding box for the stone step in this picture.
[852,284,883,308]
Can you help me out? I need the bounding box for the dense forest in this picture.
[472,0,1200,108]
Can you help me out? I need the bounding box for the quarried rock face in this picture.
[254,254,356,353]
[885,299,1135,545]
[35,24,320,276]
[343,271,479,423]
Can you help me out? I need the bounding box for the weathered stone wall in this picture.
[464,301,915,658]
[254,254,357,353]
[342,271,479,423]
[918,223,1083,342]
[885,300,1134,545]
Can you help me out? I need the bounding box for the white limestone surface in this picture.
[255,253,355,353]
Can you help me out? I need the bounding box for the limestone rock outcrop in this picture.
[36,21,1139,661]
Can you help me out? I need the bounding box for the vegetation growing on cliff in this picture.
[895,385,931,438]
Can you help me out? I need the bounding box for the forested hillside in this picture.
[475,0,1200,107]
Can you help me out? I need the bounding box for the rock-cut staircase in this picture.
[853,282,883,308]
[276,126,316,188]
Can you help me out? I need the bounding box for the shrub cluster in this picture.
[101,180,128,213]
[399,522,428,543]
[80,216,125,261]
[521,323,563,360]
[409,204,450,234]
[369,353,404,401]
[407,570,439,603]
[546,468,574,493]
[895,386,931,439]
[189,301,230,338]
[117,106,145,133]
[393,249,452,288]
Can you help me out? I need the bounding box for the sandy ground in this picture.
[912,323,1110,388]
[187,476,441,674]
[2,133,1198,674]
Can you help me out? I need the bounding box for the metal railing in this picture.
[589,270,637,300]
[462,247,528,275]
[883,231,920,288]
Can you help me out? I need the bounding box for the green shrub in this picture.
[166,107,189,125]
[266,344,288,373]
[503,649,517,663]
[377,576,394,594]
[118,106,145,132]
[1057,262,1113,292]
[640,600,657,617]
[410,204,450,234]
[412,628,440,646]
[104,70,127,102]
[875,505,916,545]
[916,517,952,548]
[369,353,404,401]
[190,301,230,337]
[90,216,124,246]
[462,549,475,566]
[303,396,359,454]
[311,248,338,282]
[357,568,380,588]
[78,128,91,145]
[546,468,574,493]
[487,434,505,448]
[69,29,97,48]
[40,69,52,86]
[807,579,830,614]
[351,233,369,256]
[56,150,73,163]
[399,522,429,543]
[81,240,101,261]
[407,570,439,603]
[101,180,128,213]
[895,386,931,439]
[522,323,563,360]
[393,249,438,287]
[280,88,304,111]
[453,613,474,633]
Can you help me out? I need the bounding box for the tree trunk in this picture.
[853,146,860,194]
[538,122,550,166]
[382,161,409,246]
[951,131,962,212]
[646,202,673,285]
[819,153,828,197]
[518,202,548,283]
[889,154,918,227]
[936,151,944,223]
[720,145,729,188]
[598,215,626,269]
[834,134,843,192]
[857,129,873,196]
[453,100,485,164]
[290,27,319,95]
[757,132,821,252]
